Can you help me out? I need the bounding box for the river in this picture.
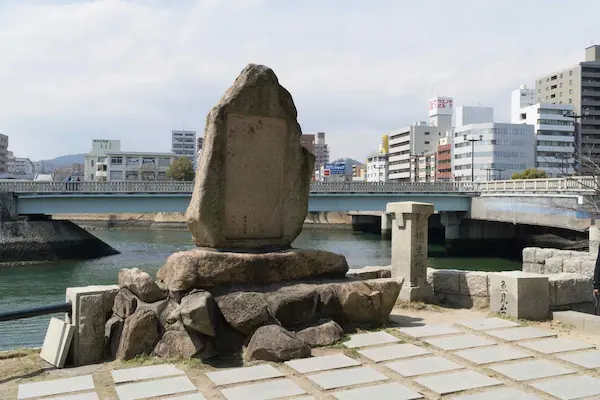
[0,229,521,350]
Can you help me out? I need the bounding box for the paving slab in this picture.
[449,387,542,399]
[518,338,595,354]
[358,343,430,362]
[384,355,463,377]
[164,394,207,400]
[457,318,520,331]
[489,359,575,381]
[40,318,75,368]
[206,364,284,386]
[424,334,496,351]
[333,382,423,400]
[114,376,197,400]
[307,366,388,390]
[18,375,95,399]
[531,375,600,399]
[285,354,360,373]
[112,364,185,383]
[484,327,555,342]
[220,378,306,400]
[454,345,531,365]
[557,349,600,368]
[343,331,400,348]
[46,394,99,400]
[397,324,463,338]
[414,370,501,395]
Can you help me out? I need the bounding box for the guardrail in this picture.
[0,177,597,194]
[0,302,72,322]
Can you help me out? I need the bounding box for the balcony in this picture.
[582,99,600,106]
[582,71,600,79]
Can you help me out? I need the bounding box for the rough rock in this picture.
[105,315,124,359]
[522,247,537,263]
[157,248,348,292]
[246,325,311,362]
[116,309,160,360]
[177,290,215,336]
[154,329,207,359]
[118,268,166,303]
[216,291,270,335]
[544,257,564,274]
[266,285,317,328]
[459,272,489,297]
[363,279,402,323]
[185,64,315,250]
[112,288,139,319]
[296,320,344,347]
[346,266,391,279]
[316,285,342,319]
[549,273,594,306]
[432,269,461,294]
[334,282,381,324]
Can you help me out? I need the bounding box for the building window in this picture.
[569,80,573,85]
[538,98,542,102]
[569,98,573,104]
[551,94,556,99]
[569,89,573,94]
[546,87,549,91]
[538,89,541,93]
[91,160,95,167]
[570,70,573,76]
[424,141,430,144]
[109,171,123,180]
[559,92,563,97]
[110,156,123,165]
[560,73,563,78]
[424,132,430,135]
[158,158,171,167]
[560,83,563,88]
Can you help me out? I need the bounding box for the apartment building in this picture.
[366,152,388,182]
[8,157,34,175]
[0,134,8,173]
[410,152,436,182]
[436,137,452,181]
[314,132,330,171]
[535,45,600,171]
[172,130,197,164]
[301,134,316,154]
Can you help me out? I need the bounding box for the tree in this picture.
[167,157,195,181]
[511,168,548,180]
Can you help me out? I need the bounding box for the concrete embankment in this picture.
[53,211,354,231]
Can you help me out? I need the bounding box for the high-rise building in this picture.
[436,136,453,181]
[314,132,329,171]
[171,130,197,164]
[0,134,8,173]
[511,85,536,123]
[301,134,316,155]
[410,152,436,182]
[535,45,600,171]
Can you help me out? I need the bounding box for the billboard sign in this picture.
[323,169,330,177]
[325,163,346,175]
[428,96,454,116]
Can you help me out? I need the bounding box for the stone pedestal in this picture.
[66,285,119,366]
[386,202,434,302]
[490,271,549,321]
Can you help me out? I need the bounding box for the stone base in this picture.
[157,248,349,293]
[399,283,434,303]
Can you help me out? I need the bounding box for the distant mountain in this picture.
[35,153,85,167]
[330,157,365,167]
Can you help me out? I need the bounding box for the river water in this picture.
[0,229,521,351]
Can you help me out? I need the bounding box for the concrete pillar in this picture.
[440,211,462,241]
[386,201,434,302]
[590,225,600,255]
[0,193,17,221]
[381,213,392,239]
[66,285,119,366]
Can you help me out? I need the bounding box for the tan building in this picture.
[301,134,315,155]
[410,152,436,182]
[0,134,8,173]
[535,45,600,170]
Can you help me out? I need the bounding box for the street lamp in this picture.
[563,108,590,173]
[463,134,483,182]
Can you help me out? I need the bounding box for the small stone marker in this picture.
[449,387,541,400]
[424,334,496,351]
[414,370,501,395]
[220,378,306,400]
[307,366,388,390]
[485,326,555,342]
[114,376,197,400]
[343,331,400,348]
[206,364,284,386]
[40,318,74,368]
[531,375,600,399]
[18,375,95,400]
[111,364,185,383]
[518,338,594,354]
[457,317,520,331]
[489,271,549,320]
[285,354,360,373]
[454,345,531,365]
[358,343,431,362]
[557,349,600,368]
[489,359,575,381]
[397,324,463,338]
[333,382,423,400]
[384,356,463,377]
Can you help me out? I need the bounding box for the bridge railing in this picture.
[477,177,598,194]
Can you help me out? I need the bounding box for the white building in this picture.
[172,130,197,164]
[456,106,494,126]
[366,153,388,182]
[84,139,175,181]
[453,121,535,181]
[388,97,453,181]
[314,132,330,172]
[511,85,536,123]
[8,157,34,175]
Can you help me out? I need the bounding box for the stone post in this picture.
[386,201,434,302]
[380,213,392,239]
[66,285,119,366]
[590,224,600,255]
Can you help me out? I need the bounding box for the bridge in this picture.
[0,178,598,232]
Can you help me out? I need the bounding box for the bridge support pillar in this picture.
[590,224,600,255]
[386,202,434,302]
[381,213,392,239]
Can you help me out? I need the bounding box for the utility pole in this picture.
[463,134,483,182]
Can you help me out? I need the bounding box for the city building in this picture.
[366,152,388,182]
[171,130,197,164]
[314,132,330,172]
[535,45,600,171]
[84,139,175,181]
[511,85,536,123]
[388,97,453,181]
[410,152,436,182]
[0,134,8,173]
[436,136,452,181]
[196,137,204,166]
[456,106,495,126]
[301,134,316,154]
[8,157,34,175]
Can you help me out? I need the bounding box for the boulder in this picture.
[157,248,348,292]
[104,315,123,359]
[363,279,402,323]
[216,291,270,335]
[246,325,311,362]
[346,266,392,279]
[296,320,344,347]
[316,285,342,320]
[334,282,380,324]
[118,268,165,303]
[112,288,138,319]
[154,330,206,359]
[185,64,314,250]
[116,309,160,360]
[177,290,215,337]
[266,285,317,328]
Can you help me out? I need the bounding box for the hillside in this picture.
[35,153,85,167]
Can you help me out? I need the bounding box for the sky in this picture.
[1,0,600,162]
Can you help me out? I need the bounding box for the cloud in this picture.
[0,0,599,160]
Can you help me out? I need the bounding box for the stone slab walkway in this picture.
[14,316,600,399]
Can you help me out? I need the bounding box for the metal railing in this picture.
[0,177,598,195]
[0,302,71,322]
